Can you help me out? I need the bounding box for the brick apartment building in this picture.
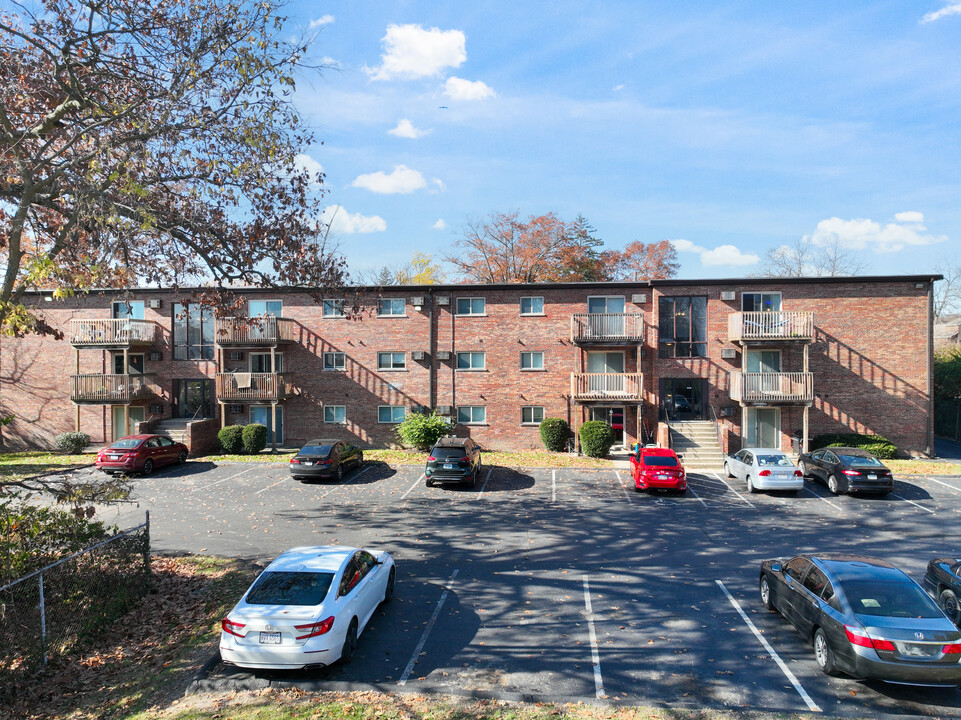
[0,274,938,457]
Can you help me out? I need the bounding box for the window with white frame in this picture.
[521,406,545,425]
[520,296,544,315]
[249,299,282,317]
[520,351,544,370]
[323,299,345,317]
[457,406,486,424]
[741,292,782,312]
[455,351,485,370]
[112,300,145,320]
[377,298,406,316]
[378,351,406,370]
[324,405,346,424]
[378,405,406,423]
[455,297,485,315]
[323,352,345,371]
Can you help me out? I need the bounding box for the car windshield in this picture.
[431,447,467,459]
[757,454,793,467]
[299,445,333,456]
[839,454,883,466]
[109,438,143,449]
[643,456,679,467]
[245,571,335,606]
[843,580,943,618]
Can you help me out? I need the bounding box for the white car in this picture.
[723,448,804,493]
[220,545,395,670]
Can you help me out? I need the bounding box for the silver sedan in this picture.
[724,448,804,493]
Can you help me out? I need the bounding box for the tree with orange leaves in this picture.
[607,239,680,280]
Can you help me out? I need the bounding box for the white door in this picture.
[111,406,146,439]
[746,408,779,449]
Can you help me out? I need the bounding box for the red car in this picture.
[96,434,188,475]
[630,446,686,493]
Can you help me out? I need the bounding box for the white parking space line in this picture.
[478,468,494,495]
[890,492,935,514]
[552,470,557,502]
[686,483,708,508]
[190,464,261,493]
[801,486,843,512]
[401,474,425,500]
[925,475,961,494]
[613,470,636,503]
[710,472,756,509]
[582,575,605,699]
[398,569,459,686]
[255,477,288,495]
[715,580,821,713]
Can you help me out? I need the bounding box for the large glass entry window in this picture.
[661,378,704,420]
[173,379,213,419]
[250,406,284,445]
[746,407,780,449]
[112,406,145,439]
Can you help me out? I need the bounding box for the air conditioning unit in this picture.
[412,404,427,414]
[411,351,427,360]
[720,406,734,417]
[148,298,162,309]
[227,404,243,414]
[720,290,737,301]
[631,293,647,304]
[721,348,737,359]
[435,296,450,306]
[148,351,162,361]
[436,405,453,415]
[410,296,425,308]
[436,350,451,360]
[227,351,244,361]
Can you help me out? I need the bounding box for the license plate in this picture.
[110,455,120,460]
[259,631,281,644]
[444,463,454,469]
[657,474,669,480]
[867,474,877,480]
[303,461,313,466]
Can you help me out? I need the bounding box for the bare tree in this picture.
[934,261,961,319]
[758,238,868,278]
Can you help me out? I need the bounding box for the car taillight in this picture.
[290,458,301,464]
[758,470,772,476]
[427,456,436,461]
[844,624,895,651]
[793,470,803,476]
[842,470,860,476]
[456,456,469,463]
[221,618,247,637]
[320,459,332,465]
[942,643,961,654]
[295,616,335,639]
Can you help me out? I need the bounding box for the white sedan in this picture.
[220,545,395,669]
[723,448,804,493]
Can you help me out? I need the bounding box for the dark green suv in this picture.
[425,437,482,488]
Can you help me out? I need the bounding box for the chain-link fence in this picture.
[0,512,150,692]
[935,399,961,442]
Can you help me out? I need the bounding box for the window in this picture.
[112,353,144,374]
[173,302,215,360]
[457,406,486,424]
[658,296,707,358]
[247,571,334,606]
[338,558,360,596]
[250,352,283,373]
[158,437,174,447]
[324,405,346,424]
[249,299,282,317]
[456,297,485,315]
[456,351,485,370]
[784,557,811,582]
[378,298,405,316]
[112,300,145,320]
[378,352,406,370]
[587,296,625,314]
[520,351,544,370]
[521,406,544,424]
[323,352,345,371]
[520,296,544,315]
[378,406,406,423]
[741,292,781,312]
[323,299,344,317]
[802,566,829,597]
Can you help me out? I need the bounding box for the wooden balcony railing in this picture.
[69,319,159,346]
[728,311,814,343]
[215,373,287,402]
[571,372,643,401]
[571,313,645,343]
[70,374,156,404]
[215,317,297,346]
[729,371,814,404]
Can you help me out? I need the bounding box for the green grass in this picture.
[0,451,91,482]
[886,458,961,475]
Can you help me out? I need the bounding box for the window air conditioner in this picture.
[720,291,737,301]
[411,351,427,360]
[436,350,451,360]
[631,293,647,304]
[435,296,450,306]
[410,296,425,308]
[228,351,244,361]
[148,298,162,309]
[436,405,453,415]
[721,348,737,359]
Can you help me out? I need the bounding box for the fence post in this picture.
[143,510,150,577]
[39,572,47,666]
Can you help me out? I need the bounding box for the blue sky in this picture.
[285,1,961,280]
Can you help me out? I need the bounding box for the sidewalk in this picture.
[934,436,961,463]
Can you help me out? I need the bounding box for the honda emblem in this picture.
[914,632,925,639]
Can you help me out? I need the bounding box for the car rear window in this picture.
[299,445,333,456]
[643,456,679,467]
[245,571,335,606]
[757,454,793,467]
[110,438,144,449]
[431,447,467,459]
[839,454,883,466]
[843,580,942,618]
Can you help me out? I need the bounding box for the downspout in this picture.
[928,280,935,457]
[428,288,436,410]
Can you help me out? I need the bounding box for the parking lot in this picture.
[89,460,961,717]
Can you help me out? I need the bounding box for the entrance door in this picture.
[589,407,625,446]
[250,405,284,445]
[747,407,780,449]
[173,379,212,419]
[747,350,781,394]
[587,296,626,336]
[112,406,146,439]
[661,378,703,420]
[587,352,625,394]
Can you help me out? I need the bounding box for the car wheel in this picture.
[747,476,756,493]
[383,567,396,604]
[178,450,188,464]
[357,452,364,468]
[425,478,434,487]
[827,474,840,495]
[142,459,154,476]
[340,618,358,664]
[336,464,344,482]
[724,462,732,478]
[813,628,839,676]
[940,589,961,625]
[760,575,775,611]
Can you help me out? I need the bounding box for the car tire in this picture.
[760,575,775,611]
[827,474,840,495]
[336,464,344,482]
[340,618,358,664]
[747,476,756,493]
[383,567,396,604]
[142,459,154,476]
[940,589,961,625]
[357,452,364,468]
[724,462,732,478]
[426,478,434,488]
[813,627,839,676]
[178,450,188,464]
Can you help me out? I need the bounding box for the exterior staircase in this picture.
[154,418,191,445]
[669,420,726,469]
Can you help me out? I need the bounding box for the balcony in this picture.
[69,319,159,347]
[728,311,814,343]
[729,371,814,405]
[571,313,645,344]
[215,372,287,402]
[215,317,297,347]
[571,373,643,402]
[70,374,156,404]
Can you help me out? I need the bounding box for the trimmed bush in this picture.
[395,411,451,451]
[539,418,571,452]
[218,425,244,454]
[810,433,898,460]
[242,423,269,454]
[54,431,90,454]
[579,421,616,458]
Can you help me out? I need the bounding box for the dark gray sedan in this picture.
[924,557,961,626]
[289,439,363,482]
[760,553,961,685]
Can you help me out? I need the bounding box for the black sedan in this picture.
[797,446,893,495]
[759,553,961,685]
[289,439,363,482]
[924,557,961,626]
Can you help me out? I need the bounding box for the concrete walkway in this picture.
[934,436,961,463]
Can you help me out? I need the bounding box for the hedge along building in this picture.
[0,274,939,457]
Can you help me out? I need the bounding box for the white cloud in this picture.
[388,118,430,139]
[894,210,925,223]
[321,205,386,234]
[921,2,961,23]
[444,76,496,101]
[351,164,442,195]
[310,14,335,28]
[294,153,324,179]
[804,216,945,253]
[613,84,625,92]
[366,24,466,81]
[670,238,759,267]
[670,238,706,254]
[432,218,447,230]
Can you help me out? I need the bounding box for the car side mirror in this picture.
[676,455,683,461]
[770,562,782,574]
